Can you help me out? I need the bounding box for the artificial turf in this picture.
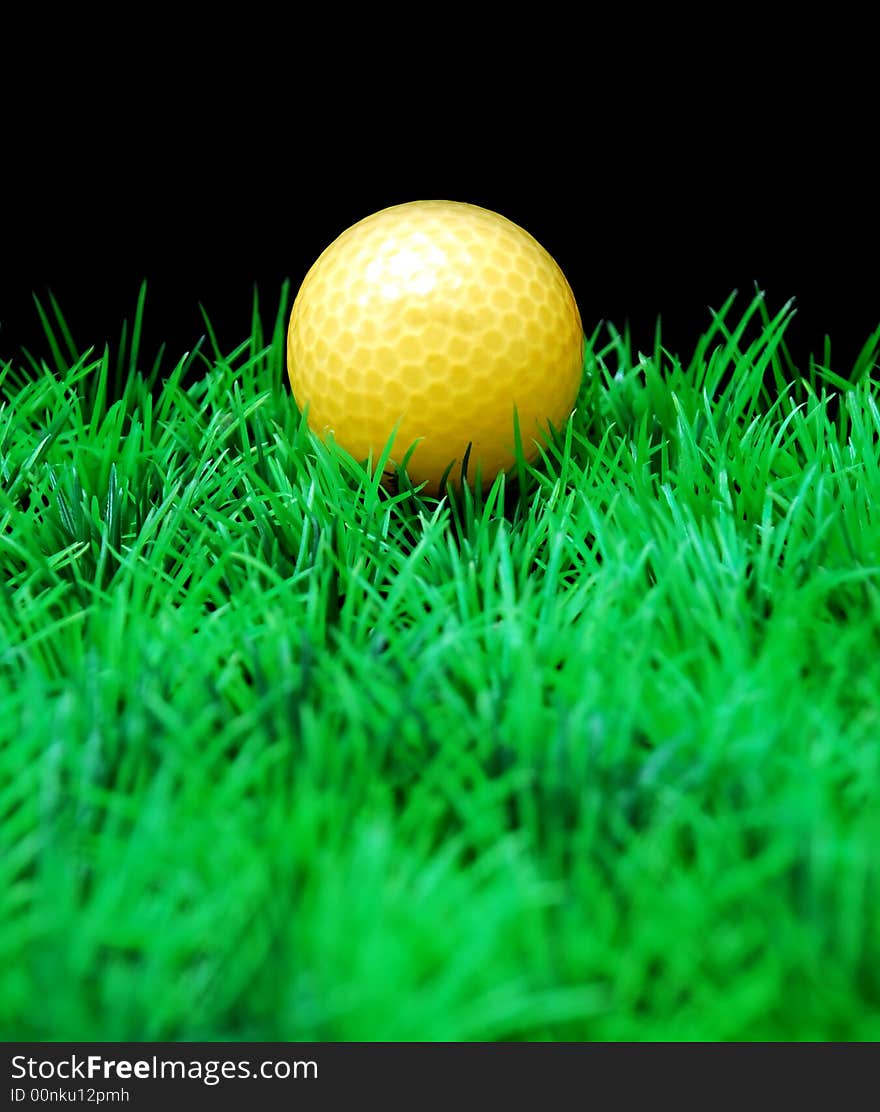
[2,285,880,1040]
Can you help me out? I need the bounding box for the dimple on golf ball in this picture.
[287,200,584,491]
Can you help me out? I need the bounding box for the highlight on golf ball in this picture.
[286,199,585,491]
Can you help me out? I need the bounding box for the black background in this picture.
[2,31,877,380]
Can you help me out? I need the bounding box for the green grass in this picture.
[2,283,880,1041]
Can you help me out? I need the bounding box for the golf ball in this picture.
[287,200,584,491]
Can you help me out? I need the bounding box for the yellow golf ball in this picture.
[287,200,584,491]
